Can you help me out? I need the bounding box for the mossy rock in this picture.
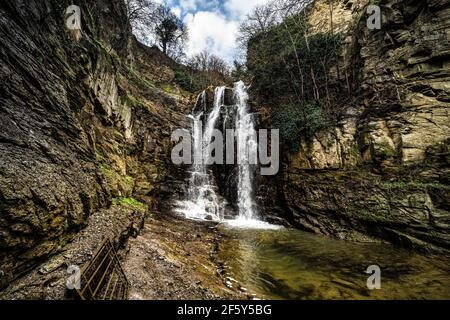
[99,164,135,197]
[112,197,148,212]
[373,140,396,160]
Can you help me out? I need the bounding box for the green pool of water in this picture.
[218,226,450,300]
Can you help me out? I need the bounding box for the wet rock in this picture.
[254,0,450,253]
[0,206,145,299]
[216,268,225,276]
[38,258,65,275]
[0,0,189,288]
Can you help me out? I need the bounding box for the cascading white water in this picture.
[176,82,280,229]
[204,86,226,160]
[224,82,279,229]
[234,81,258,220]
[175,87,226,221]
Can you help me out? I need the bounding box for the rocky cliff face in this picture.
[257,0,450,252]
[0,0,190,289]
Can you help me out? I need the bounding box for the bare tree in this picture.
[124,1,188,60]
[238,0,313,47]
[187,50,206,71]
[238,3,278,46]
[188,50,229,75]
[153,4,188,55]
[272,0,312,16]
[124,0,156,40]
[186,50,230,87]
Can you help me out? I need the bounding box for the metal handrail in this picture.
[75,238,130,300]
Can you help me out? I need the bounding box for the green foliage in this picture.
[113,197,148,211]
[382,181,447,191]
[100,164,135,196]
[174,66,203,93]
[174,65,226,93]
[100,164,112,176]
[272,102,328,150]
[246,11,345,139]
[231,60,248,82]
[249,20,343,100]
[125,65,155,90]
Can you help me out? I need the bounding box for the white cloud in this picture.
[148,0,273,63]
[172,6,182,17]
[224,0,273,19]
[184,11,239,63]
[179,0,197,11]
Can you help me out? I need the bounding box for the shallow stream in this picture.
[218,225,450,300]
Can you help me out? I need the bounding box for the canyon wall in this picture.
[255,0,450,253]
[0,0,189,289]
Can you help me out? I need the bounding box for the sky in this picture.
[153,0,273,63]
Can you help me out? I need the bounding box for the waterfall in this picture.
[204,86,226,161]
[175,87,226,221]
[234,81,258,220]
[175,82,279,229]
